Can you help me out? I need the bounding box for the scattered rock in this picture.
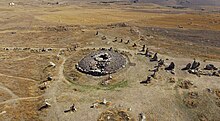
[38,82,48,90]
[191,60,200,69]
[179,80,193,89]
[90,102,99,109]
[0,111,6,115]
[188,69,201,77]
[139,113,146,121]
[178,25,184,28]
[127,108,132,111]
[183,97,199,108]
[101,36,107,40]
[64,104,77,113]
[150,72,157,79]
[46,26,69,32]
[158,59,165,67]
[212,71,220,77]
[206,88,213,93]
[113,37,117,42]
[132,43,137,47]
[47,76,53,81]
[101,76,112,85]
[181,63,191,70]
[98,109,134,121]
[149,67,159,72]
[130,27,140,35]
[204,64,218,70]
[183,91,199,108]
[188,92,199,99]
[150,53,158,62]
[140,76,151,84]
[169,77,176,83]
[100,98,111,106]
[38,100,51,111]
[11,32,16,34]
[165,62,175,71]
[145,48,152,57]
[141,45,146,52]
[125,40,130,44]
[96,31,99,35]
[108,22,129,28]
[91,98,111,109]
[9,2,15,6]
[120,39,123,43]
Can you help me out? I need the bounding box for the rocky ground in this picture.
[0,0,220,121]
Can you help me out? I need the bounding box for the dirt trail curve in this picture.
[0,96,42,105]
[0,73,37,82]
[0,83,18,99]
[44,49,70,121]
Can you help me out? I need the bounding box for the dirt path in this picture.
[0,73,37,82]
[0,84,18,99]
[0,96,42,105]
[43,49,70,121]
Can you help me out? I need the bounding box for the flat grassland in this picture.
[0,1,220,121]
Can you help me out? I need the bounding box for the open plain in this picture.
[0,0,220,121]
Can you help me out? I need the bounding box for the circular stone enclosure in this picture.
[76,50,127,76]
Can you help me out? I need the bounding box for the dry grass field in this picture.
[0,0,220,121]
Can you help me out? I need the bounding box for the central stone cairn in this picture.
[76,50,126,76]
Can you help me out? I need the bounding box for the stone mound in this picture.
[76,50,126,76]
[98,109,134,121]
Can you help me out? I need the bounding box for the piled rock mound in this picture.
[76,50,126,76]
[98,109,134,121]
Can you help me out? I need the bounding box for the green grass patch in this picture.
[69,80,128,92]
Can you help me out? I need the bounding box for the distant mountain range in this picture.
[136,0,220,6]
